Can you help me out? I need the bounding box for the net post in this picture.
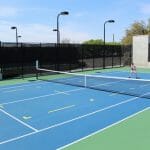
[36,60,39,69]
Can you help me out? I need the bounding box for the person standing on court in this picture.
[129,63,138,78]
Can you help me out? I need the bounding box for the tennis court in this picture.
[0,68,150,150]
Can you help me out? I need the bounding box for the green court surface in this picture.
[63,109,150,150]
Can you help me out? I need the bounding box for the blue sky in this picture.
[0,0,150,43]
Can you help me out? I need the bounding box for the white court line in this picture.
[0,77,129,107]
[0,81,50,91]
[48,105,75,114]
[0,95,145,145]
[0,77,145,106]
[0,109,38,132]
[55,90,70,95]
[0,88,83,106]
[2,89,24,93]
[56,76,83,82]
[57,106,150,150]
[109,93,119,96]
[90,79,124,88]
[140,84,150,88]
[97,71,124,75]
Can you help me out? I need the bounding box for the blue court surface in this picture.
[0,71,150,150]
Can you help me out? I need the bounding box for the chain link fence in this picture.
[0,42,132,79]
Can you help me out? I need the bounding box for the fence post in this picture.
[81,46,84,71]
[0,68,2,80]
[0,43,2,80]
[112,45,114,68]
[69,45,72,72]
[103,45,106,69]
[92,45,95,70]
[120,46,122,67]
[21,43,24,79]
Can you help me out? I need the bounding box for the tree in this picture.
[148,19,150,34]
[61,38,71,44]
[83,39,104,45]
[122,20,150,45]
[83,39,120,45]
[105,42,121,45]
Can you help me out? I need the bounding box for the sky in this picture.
[0,0,150,43]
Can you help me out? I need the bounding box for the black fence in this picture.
[0,42,132,79]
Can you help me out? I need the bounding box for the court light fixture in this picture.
[11,26,18,46]
[55,11,69,44]
[103,19,115,68]
[104,19,115,45]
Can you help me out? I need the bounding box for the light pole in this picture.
[103,20,115,68]
[11,26,18,46]
[18,35,21,43]
[104,20,115,45]
[53,29,60,44]
[56,11,69,44]
[113,33,115,43]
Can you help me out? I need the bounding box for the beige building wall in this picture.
[133,35,150,67]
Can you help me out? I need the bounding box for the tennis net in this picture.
[36,65,150,99]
